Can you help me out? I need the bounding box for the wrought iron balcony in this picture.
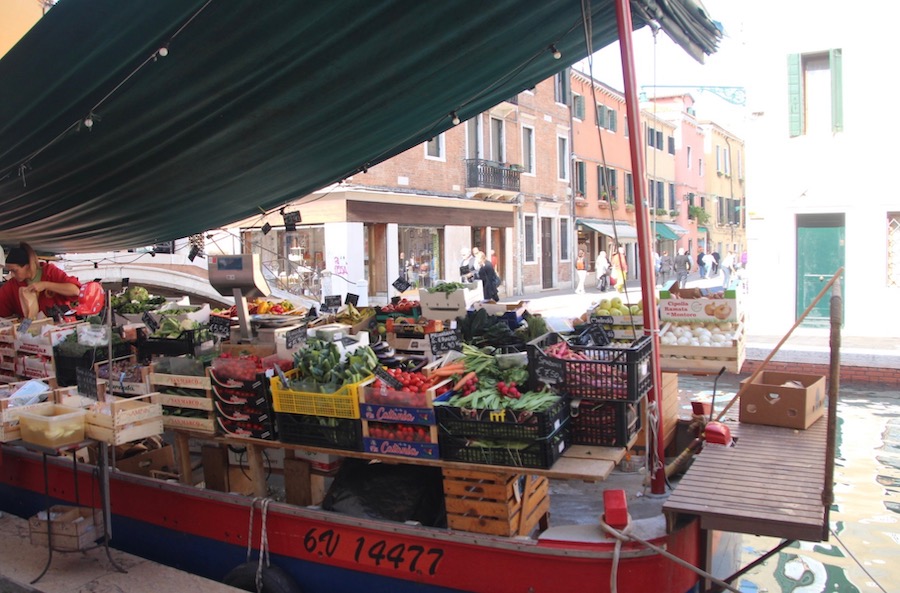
[465,159,522,201]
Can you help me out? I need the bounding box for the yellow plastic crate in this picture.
[270,369,368,419]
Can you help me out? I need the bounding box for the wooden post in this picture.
[283,458,312,506]
[201,445,229,492]
[173,431,193,485]
[245,444,267,498]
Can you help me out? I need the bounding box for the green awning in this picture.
[0,1,720,253]
[698,226,709,234]
[655,224,679,240]
[578,219,637,240]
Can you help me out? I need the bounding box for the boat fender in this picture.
[222,561,303,593]
[602,489,629,530]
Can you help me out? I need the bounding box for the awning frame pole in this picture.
[614,0,667,494]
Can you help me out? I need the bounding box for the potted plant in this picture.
[625,203,635,213]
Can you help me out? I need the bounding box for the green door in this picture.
[796,214,845,327]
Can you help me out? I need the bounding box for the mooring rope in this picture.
[599,517,742,593]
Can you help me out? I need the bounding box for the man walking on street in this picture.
[674,248,692,288]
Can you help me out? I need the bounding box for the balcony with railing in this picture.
[464,159,522,202]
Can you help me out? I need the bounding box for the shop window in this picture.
[399,226,442,289]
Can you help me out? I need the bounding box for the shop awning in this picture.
[698,226,709,234]
[578,219,638,240]
[655,224,679,240]
[664,222,689,235]
[0,1,720,254]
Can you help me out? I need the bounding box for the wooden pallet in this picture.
[442,468,549,537]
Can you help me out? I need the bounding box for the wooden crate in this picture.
[150,370,215,434]
[29,505,102,551]
[85,394,164,445]
[658,317,746,374]
[442,468,549,537]
[634,372,678,451]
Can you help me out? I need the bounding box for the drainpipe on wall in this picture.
[567,68,577,290]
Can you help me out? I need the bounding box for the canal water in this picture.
[679,375,899,593]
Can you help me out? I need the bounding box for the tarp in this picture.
[0,1,720,254]
[578,218,638,240]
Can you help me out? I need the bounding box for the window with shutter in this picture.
[787,49,843,136]
[573,94,585,120]
[597,104,607,128]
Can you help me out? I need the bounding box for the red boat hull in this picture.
[0,447,703,593]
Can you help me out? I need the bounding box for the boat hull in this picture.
[0,447,703,593]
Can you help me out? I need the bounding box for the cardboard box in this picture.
[739,371,826,429]
[115,445,177,477]
[29,505,102,551]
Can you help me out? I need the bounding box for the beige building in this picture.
[701,122,746,259]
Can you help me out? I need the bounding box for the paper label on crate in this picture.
[659,298,737,322]
[361,404,435,425]
[364,438,439,459]
[17,319,32,334]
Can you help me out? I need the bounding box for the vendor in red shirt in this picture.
[0,242,81,319]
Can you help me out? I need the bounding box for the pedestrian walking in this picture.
[697,249,707,279]
[575,249,587,294]
[611,245,627,293]
[658,250,674,287]
[674,248,692,288]
[595,250,611,291]
[721,251,735,289]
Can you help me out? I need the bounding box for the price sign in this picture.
[208,315,231,337]
[373,365,403,390]
[429,329,462,355]
[306,306,317,319]
[533,352,564,385]
[121,277,130,288]
[322,295,342,312]
[392,277,411,293]
[344,293,359,307]
[76,366,99,399]
[285,324,307,349]
[141,311,159,333]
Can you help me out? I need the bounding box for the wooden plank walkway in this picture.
[663,419,829,542]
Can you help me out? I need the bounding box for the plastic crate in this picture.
[53,342,133,387]
[527,333,652,401]
[437,421,569,469]
[569,398,642,448]
[136,328,215,359]
[434,393,569,441]
[270,368,366,419]
[275,412,362,451]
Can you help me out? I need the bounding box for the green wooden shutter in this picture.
[597,104,607,127]
[787,53,804,137]
[608,109,617,132]
[575,161,586,194]
[830,48,843,133]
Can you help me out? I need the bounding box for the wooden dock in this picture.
[663,419,829,542]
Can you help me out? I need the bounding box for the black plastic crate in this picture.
[434,393,569,441]
[275,413,362,451]
[527,332,652,401]
[437,421,569,469]
[53,342,133,387]
[136,328,215,360]
[569,398,642,448]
